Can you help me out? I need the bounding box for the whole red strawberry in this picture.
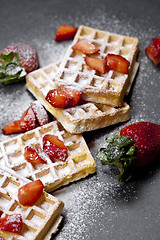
[120,122,160,167]
[97,121,160,181]
[0,42,39,73]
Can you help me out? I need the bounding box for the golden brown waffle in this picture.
[0,166,64,240]
[53,25,139,106]
[26,62,130,134]
[0,121,96,192]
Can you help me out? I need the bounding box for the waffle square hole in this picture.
[79,28,94,37]
[0,192,11,210]
[3,139,20,154]
[36,193,56,211]
[65,60,79,71]
[26,209,45,224]
[21,132,39,146]
[94,31,106,40]
[7,150,24,166]
[75,74,91,85]
[1,177,20,194]
[104,44,120,54]
[60,71,74,82]
[108,35,120,44]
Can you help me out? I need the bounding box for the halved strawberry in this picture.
[85,56,107,74]
[30,101,50,126]
[2,120,24,135]
[105,54,130,74]
[0,42,39,73]
[55,24,77,42]
[43,134,68,162]
[0,214,23,233]
[24,146,46,164]
[18,180,44,206]
[60,86,82,108]
[45,88,70,108]
[45,86,81,108]
[20,107,36,131]
[145,44,160,66]
[72,39,100,55]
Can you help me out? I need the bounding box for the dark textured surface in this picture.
[0,0,160,239]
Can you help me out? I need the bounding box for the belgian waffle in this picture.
[0,166,64,240]
[49,25,139,106]
[26,62,131,134]
[0,121,96,192]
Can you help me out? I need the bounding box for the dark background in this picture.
[0,0,160,239]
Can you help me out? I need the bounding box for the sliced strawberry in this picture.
[105,54,130,74]
[0,42,39,73]
[43,134,68,162]
[55,24,77,42]
[72,39,100,55]
[18,180,44,206]
[152,38,160,52]
[2,120,24,135]
[45,88,70,108]
[30,101,50,126]
[85,56,107,74]
[60,86,82,108]
[24,146,46,164]
[145,44,160,66]
[20,107,36,131]
[0,214,23,233]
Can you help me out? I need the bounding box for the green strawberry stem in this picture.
[0,52,26,84]
[97,131,138,182]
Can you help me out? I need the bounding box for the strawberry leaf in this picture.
[97,131,137,181]
[0,51,26,84]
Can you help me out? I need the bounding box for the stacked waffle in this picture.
[26,25,139,134]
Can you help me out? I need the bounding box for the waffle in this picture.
[0,121,96,192]
[26,62,131,134]
[0,166,64,240]
[48,25,139,107]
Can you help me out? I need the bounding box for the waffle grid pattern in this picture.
[0,167,63,240]
[26,63,130,134]
[54,25,139,106]
[0,121,96,192]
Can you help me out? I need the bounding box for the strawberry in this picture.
[0,214,23,233]
[18,180,44,206]
[60,86,82,108]
[85,56,107,74]
[43,134,68,162]
[24,146,46,164]
[30,101,50,126]
[55,24,77,42]
[72,39,100,55]
[2,120,24,135]
[0,42,39,73]
[45,88,70,108]
[97,122,160,181]
[105,54,130,74]
[45,86,81,108]
[20,106,36,131]
[145,43,160,66]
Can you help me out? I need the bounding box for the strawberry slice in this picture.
[72,39,100,55]
[55,24,77,42]
[45,88,70,108]
[45,86,81,108]
[60,86,82,108]
[30,101,50,126]
[20,106,36,131]
[43,134,68,162]
[0,214,23,233]
[85,56,107,74]
[24,146,46,164]
[18,180,44,206]
[0,42,39,73]
[105,54,130,74]
[145,44,160,66]
[2,120,24,135]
